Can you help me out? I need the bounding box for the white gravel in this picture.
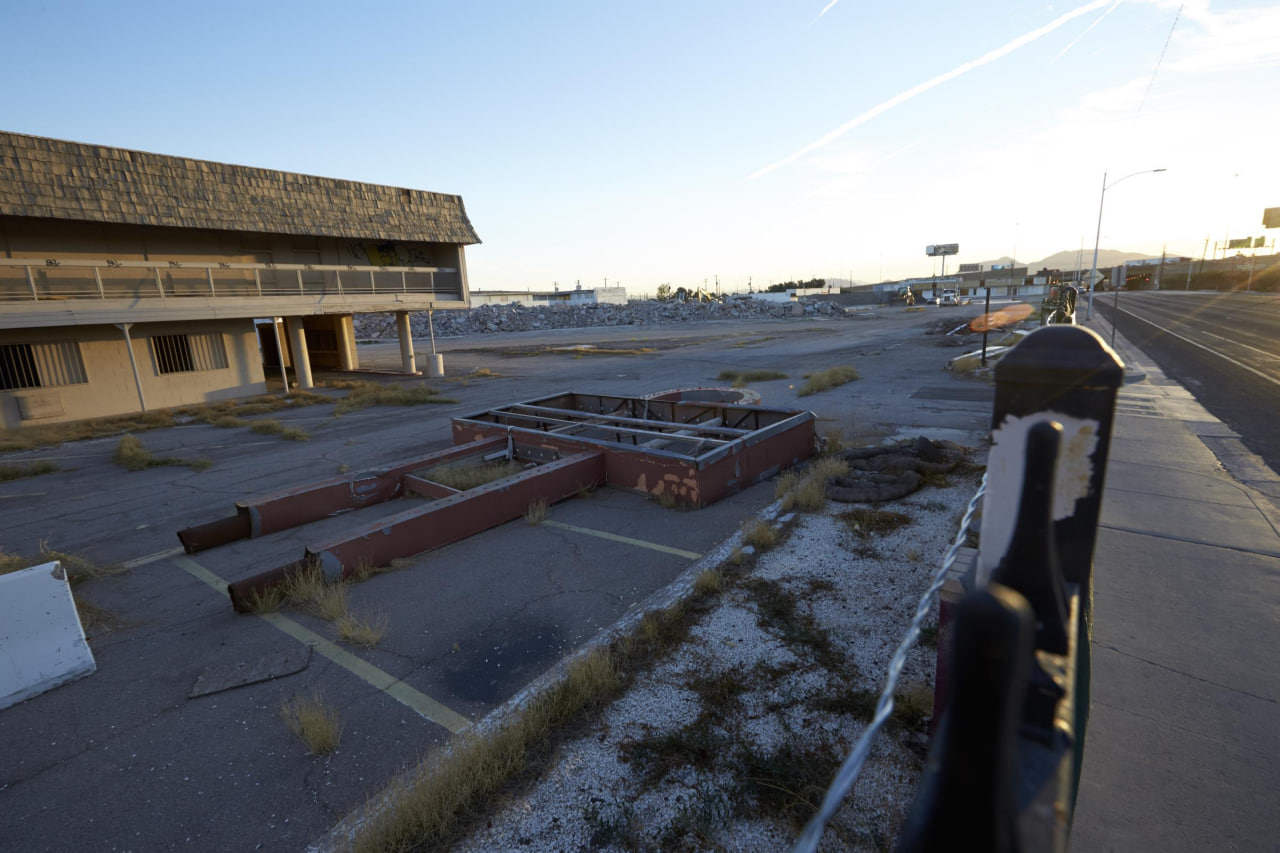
[450,473,981,853]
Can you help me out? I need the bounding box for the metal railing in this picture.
[796,324,1124,853]
[0,257,463,303]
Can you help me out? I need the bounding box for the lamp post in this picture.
[1085,169,1167,333]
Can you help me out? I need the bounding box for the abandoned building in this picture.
[0,130,479,430]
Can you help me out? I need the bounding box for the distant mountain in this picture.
[1029,249,1158,271]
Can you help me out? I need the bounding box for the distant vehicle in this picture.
[940,289,959,306]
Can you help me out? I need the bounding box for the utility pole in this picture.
[1155,245,1166,290]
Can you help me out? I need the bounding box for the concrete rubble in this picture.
[353,297,856,339]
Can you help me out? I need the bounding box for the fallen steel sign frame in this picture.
[176,392,815,612]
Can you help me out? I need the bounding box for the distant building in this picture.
[468,286,628,307]
[0,131,479,429]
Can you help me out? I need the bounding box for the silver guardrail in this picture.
[0,257,462,302]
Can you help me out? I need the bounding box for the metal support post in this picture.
[93,266,104,298]
[115,323,147,412]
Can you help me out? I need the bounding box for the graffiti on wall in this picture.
[344,241,437,267]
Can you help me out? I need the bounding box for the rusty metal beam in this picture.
[504,403,752,437]
[176,437,507,552]
[476,409,733,446]
[402,473,461,499]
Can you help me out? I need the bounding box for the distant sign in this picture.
[1264,207,1280,228]
[1228,237,1253,249]
[991,263,1012,270]
[926,243,959,257]
[958,263,980,273]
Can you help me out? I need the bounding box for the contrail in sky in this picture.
[749,0,1114,180]
[817,0,841,18]
[1055,0,1124,61]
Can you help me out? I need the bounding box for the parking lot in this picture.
[0,308,997,851]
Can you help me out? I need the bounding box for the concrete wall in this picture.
[0,318,266,429]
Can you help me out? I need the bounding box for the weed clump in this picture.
[740,519,778,551]
[112,435,209,472]
[524,497,549,525]
[797,365,861,397]
[776,456,849,513]
[332,381,456,415]
[281,691,343,755]
[838,507,914,540]
[0,461,59,481]
[420,459,523,491]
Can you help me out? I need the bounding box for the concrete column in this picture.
[284,317,314,389]
[336,314,358,371]
[396,311,417,375]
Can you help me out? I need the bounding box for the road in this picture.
[1096,291,1280,473]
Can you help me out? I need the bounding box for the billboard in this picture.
[1264,207,1280,228]
[926,243,959,256]
[958,263,980,273]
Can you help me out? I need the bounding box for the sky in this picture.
[4,1,1278,295]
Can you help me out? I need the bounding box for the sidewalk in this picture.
[1070,315,1280,851]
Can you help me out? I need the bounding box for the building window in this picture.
[151,333,228,375]
[0,342,88,391]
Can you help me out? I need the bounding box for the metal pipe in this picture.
[116,323,147,412]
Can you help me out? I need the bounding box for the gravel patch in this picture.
[450,471,982,853]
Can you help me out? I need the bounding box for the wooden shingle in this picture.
[0,131,481,245]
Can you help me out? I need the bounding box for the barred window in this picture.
[0,342,88,390]
[151,333,228,375]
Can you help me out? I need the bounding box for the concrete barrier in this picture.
[0,561,97,710]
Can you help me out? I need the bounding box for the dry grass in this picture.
[728,547,748,567]
[838,507,914,540]
[420,459,523,491]
[776,456,849,513]
[332,381,457,415]
[281,691,343,755]
[351,647,620,853]
[657,491,679,509]
[0,461,59,481]
[524,497,549,525]
[0,392,329,454]
[248,419,310,441]
[0,410,176,453]
[0,546,127,638]
[112,435,210,472]
[740,519,779,551]
[336,611,388,648]
[796,365,861,397]
[241,584,287,614]
[693,568,723,596]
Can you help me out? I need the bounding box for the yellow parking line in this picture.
[122,546,186,569]
[542,520,702,560]
[169,554,470,734]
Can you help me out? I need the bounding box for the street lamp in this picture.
[1085,168,1167,335]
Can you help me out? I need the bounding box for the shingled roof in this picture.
[0,131,480,245]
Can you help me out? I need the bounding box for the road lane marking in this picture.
[1116,308,1280,390]
[542,520,702,559]
[1201,331,1278,361]
[169,554,470,733]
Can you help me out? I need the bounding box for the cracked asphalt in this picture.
[0,307,996,852]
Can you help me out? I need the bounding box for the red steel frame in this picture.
[177,392,816,612]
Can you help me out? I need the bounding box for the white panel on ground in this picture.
[0,560,97,710]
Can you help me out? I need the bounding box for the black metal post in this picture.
[981,289,991,366]
[895,584,1035,853]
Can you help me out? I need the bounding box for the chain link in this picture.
[792,474,987,853]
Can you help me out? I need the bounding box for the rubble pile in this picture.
[353,297,854,340]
